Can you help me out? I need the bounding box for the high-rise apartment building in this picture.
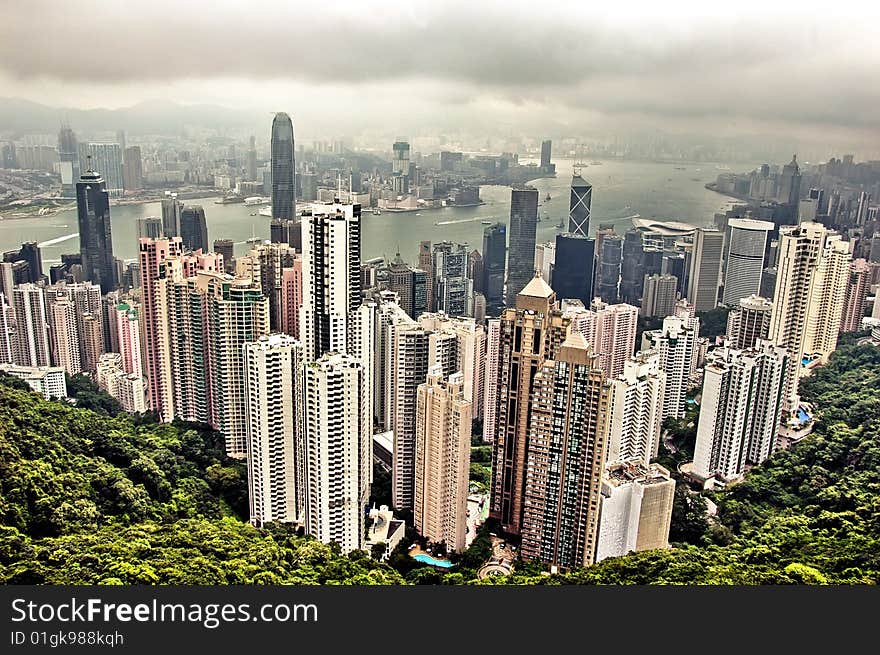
[139,237,185,421]
[505,187,539,306]
[57,125,80,198]
[840,258,871,333]
[419,241,434,312]
[280,255,303,339]
[641,315,698,419]
[595,461,674,563]
[606,350,665,466]
[47,299,81,374]
[300,203,361,361]
[137,217,163,240]
[113,302,142,375]
[122,146,143,192]
[85,144,123,197]
[482,318,501,443]
[414,368,472,553]
[769,222,851,412]
[76,169,117,293]
[10,284,50,367]
[726,294,772,350]
[563,298,638,380]
[686,228,723,311]
[213,239,235,273]
[244,334,302,526]
[641,273,678,318]
[693,340,789,480]
[389,322,457,510]
[722,219,773,306]
[490,274,569,536]
[520,331,608,569]
[298,352,370,554]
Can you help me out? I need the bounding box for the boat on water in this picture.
[244,196,269,206]
[481,220,492,225]
[545,193,551,201]
[258,206,272,217]
[372,208,382,215]
[215,194,244,204]
[556,218,565,229]
[590,160,602,165]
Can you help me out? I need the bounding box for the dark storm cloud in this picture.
[1,0,878,132]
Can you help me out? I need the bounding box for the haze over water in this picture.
[0,159,749,276]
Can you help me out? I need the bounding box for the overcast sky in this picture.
[2,0,879,151]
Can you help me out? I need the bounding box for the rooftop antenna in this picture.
[86,154,93,173]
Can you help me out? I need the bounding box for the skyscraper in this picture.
[726,294,772,350]
[271,112,295,221]
[246,135,258,182]
[48,298,81,375]
[778,154,802,206]
[57,125,79,198]
[552,234,595,304]
[606,350,666,466]
[419,240,434,311]
[490,273,569,536]
[122,146,143,192]
[432,241,473,317]
[280,255,303,339]
[76,168,117,293]
[568,173,592,236]
[722,219,773,306]
[414,368,472,553]
[10,284,50,367]
[595,461,674,563]
[505,187,539,306]
[387,253,427,319]
[686,228,723,311]
[642,315,699,420]
[769,222,851,412]
[392,140,411,194]
[300,203,361,361]
[596,231,623,303]
[693,340,789,481]
[389,322,457,510]
[180,206,209,254]
[298,352,370,554]
[113,302,142,376]
[540,139,552,170]
[481,223,507,313]
[641,273,678,318]
[86,144,124,197]
[481,318,501,443]
[213,239,235,273]
[563,298,638,380]
[619,229,645,305]
[139,237,184,422]
[840,258,871,333]
[520,331,608,569]
[136,217,163,240]
[244,334,302,527]
[161,192,183,239]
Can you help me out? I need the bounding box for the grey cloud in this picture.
[1,1,878,136]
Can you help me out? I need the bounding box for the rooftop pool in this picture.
[413,553,454,568]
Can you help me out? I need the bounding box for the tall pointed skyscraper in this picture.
[568,172,592,236]
[76,162,117,293]
[270,112,296,246]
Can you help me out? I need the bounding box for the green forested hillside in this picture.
[1,344,879,585]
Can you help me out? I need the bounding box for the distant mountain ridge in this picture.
[0,97,264,137]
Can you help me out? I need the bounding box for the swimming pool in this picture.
[413,553,454,568]
[797,407,811,423]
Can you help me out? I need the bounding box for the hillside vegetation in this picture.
[1,344,878,585]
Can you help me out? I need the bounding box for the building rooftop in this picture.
[518,273,554,299]
[604,459,672,486]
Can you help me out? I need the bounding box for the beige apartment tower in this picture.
[414,367,472,553]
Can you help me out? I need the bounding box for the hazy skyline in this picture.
[2,0,879,156]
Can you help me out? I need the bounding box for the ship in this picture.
[258,206,272,217]
[481,220,492,225]
[244,196,269,206]
[545,193,551,201]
